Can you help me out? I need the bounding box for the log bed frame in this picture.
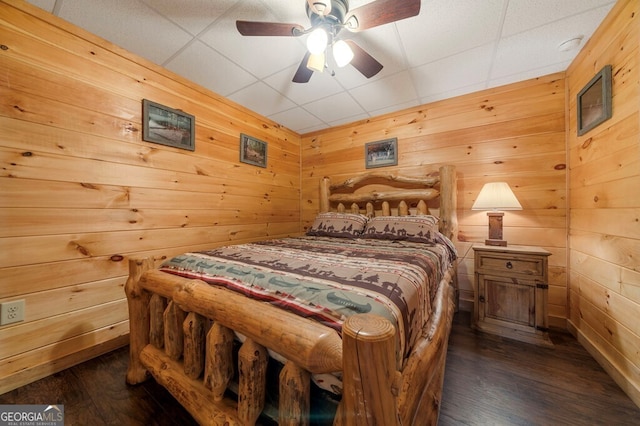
[125,165,458,425]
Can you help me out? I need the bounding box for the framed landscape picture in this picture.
[240,133,267,168]
[577,65,612,136]
[365,137,398,169]
[142,99,195,151]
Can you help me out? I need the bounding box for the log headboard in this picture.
[319,164,458,241]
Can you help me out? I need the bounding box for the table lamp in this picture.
[472,182,522,246]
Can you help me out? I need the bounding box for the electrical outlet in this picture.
[0,300,25,325]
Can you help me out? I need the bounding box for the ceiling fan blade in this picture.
[345,0,421,32]
[236,20,304,36]
[345,40,383,78]
[293,52,314,83]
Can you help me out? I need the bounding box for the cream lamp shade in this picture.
[306,28,328,54]
[472,182,522,246]
[306,52,325,72]
[472,182,522,211]
[333,40,354,67]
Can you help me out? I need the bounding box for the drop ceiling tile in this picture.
[200,2,306,79]
[348,71,419,112]
[491,5,613,80]
[399,0,506,68]
[303,91,366,124]
[328,112,370,128]
[141,0,241,36]
[57,0,192,65]
[269,107,323,133]
[410,44,494,99]
[264,64,346,106]
[370,99,420,117]
[489,61,571,89]
[228,81,296,118]
[419,82,487,105]
[260,0,310,23]
[26,0,55,13]
[165,40,256,97]
[501,0,616,37]
[333,27,407,89]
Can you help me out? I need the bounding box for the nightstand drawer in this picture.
[477,253,544,277]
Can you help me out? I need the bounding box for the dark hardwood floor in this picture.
[439,312,639,425]
[1,312,638,425]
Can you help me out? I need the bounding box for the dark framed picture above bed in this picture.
[142,99,195,151]
[365,137,398,169]
[240,133,267,168]
[577,65,612,136]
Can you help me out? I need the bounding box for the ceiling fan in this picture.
[236,0,421,83]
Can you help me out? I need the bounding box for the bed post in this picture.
[438,165,458,241]
[439,165,459,311]
[125,257,153,384]
[338,314,398,425]
[320,177,331,213]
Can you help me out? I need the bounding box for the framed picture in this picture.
[365,137,398,169]
[240,134,267,168]
[577,65,612,136]
[142,99,195,151]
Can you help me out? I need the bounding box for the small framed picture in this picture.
[240,133,267,168]
[577,65,612,136]
[365,137,398,169]
[142,99,195,151]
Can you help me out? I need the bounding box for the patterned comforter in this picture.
[159,235,456,362]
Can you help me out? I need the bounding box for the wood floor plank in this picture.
[1,312,638,425]
[439,312,639,425]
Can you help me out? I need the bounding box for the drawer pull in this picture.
[506,261,513,269]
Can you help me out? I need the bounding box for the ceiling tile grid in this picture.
[26,0,616,134]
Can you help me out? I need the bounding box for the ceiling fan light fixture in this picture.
[307,52,325,72]
[306,28,328,54]
[345,15,359,31]
[333,40,354,67]
[307,0,331,15]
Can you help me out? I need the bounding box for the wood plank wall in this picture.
[300,73,568,326]
[565,0,640,407]
[0,0,301,394]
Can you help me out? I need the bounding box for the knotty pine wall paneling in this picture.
[0,0,301,394]
[566,0,640,407]
[301,73,568,326]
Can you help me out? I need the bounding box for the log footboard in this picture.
[125,258,455,425]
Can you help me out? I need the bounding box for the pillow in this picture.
[306,212,369,238]
[362,215,440,243]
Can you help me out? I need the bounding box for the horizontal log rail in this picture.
[328,188,439,204]
[141,269,343,374]
[329,173,439,190]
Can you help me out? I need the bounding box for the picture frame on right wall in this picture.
[577,65,612,136]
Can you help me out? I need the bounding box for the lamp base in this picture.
[486,212,508,246]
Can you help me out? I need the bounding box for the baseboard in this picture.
[567,320,640,408]
[0,335,129,395]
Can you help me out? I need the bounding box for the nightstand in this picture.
[473,244,552,346]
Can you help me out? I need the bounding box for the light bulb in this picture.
[306,28,328,54]
[333,40,354,67]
